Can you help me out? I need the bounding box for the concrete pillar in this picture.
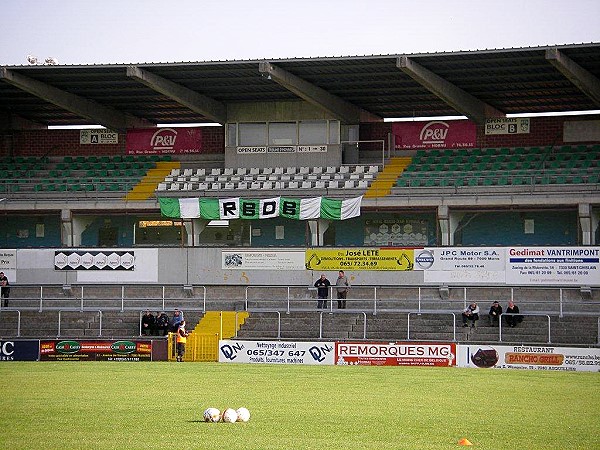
[71,216,95,247]
[61,209,72,247]
[183,219,208,246]
[579,203,592,245]
[448,211,466,246]
[308,219,330,246]
[438,205,449,246]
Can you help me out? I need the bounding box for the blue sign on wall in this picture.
[0,340,39,361]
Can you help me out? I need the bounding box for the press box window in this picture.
[238,123,267,146]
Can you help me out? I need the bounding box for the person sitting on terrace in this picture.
[462,302,480,328]
[488,301,502,326]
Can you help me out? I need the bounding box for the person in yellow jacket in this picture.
[176,320,189,362]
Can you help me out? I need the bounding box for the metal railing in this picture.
[1,284,207,313]
[499,313,551,344]
[319,310,367,340]
[407,312,457,342]
[57,309,102,337]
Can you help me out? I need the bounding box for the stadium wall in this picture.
[0,127,224,157]
[2,115,598,158]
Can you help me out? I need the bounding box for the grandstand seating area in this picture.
[396,145,600,188]
[0,154,173,195]
[157,164,380,192]
[4,145,598,198]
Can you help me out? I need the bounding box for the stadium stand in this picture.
[1,44,599,352]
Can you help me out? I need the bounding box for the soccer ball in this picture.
[203,407,220,423]
[221,408,238,423]
[236,407,250,422]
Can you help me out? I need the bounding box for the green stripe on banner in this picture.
[320,197,343,220]
[321,196,362,220]
[199,198,220,220]
[158,198,181,218]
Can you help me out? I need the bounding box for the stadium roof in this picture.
[1,43,599,130]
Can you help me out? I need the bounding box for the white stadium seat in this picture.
[344,180,356,189]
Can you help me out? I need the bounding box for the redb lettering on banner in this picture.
[392,120,476,150]
[126,127,203,155]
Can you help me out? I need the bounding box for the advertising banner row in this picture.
[1,340,153,362]
[4,339,598,372]
[221,246,600,286]
[218,340,600,372]
[4,246,599,286]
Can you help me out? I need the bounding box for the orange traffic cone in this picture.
[458,438,473,446]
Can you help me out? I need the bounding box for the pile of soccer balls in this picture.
[203,407,250,423]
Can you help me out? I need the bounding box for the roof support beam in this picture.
[396,56,504,124]
[0,68,149,131]
[545,48,600,107]
[126,66,227,124]
[258,61,380,123]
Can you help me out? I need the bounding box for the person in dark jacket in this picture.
[505,301,523,327]
[141,310,155,336]
[155,311,169,336]
[314,274,331,309]
[0,272,10,308]
[488,301,502,326]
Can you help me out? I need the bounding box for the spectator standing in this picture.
[314,274,331,309]
[141,310,155,336]
[155,311,170,336]
[170,309,184,332]
[505,301,523,327]
[176,320,189,362]
[335,270,349,309]
[462,302,480,327]
[488,301,502,326]
[0,272,10,307]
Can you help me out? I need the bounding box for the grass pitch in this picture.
[0,362,598,449]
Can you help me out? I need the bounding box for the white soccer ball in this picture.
[236,407,250,422]
[203,407,220,423]
[221,408,238,423]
